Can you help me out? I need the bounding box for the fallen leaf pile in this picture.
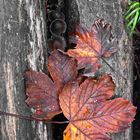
[25,19,136,140]
[25,50,77,120]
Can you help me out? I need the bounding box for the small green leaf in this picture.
[125,7,140,20]
[132,11,139,31]
[125,1,140,34]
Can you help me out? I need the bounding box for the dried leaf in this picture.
[59,75,136,140]
[67,19,117,73]
[25,70,60,120]
[48,50,78,91]
[25,50,78,120]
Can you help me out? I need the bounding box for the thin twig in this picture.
[0,111,69,124]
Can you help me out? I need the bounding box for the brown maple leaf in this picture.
[67,19,117,73]
[59,75,136,140]
[48,50,78,92]
[25,50,78,120]
[25,70,60,120]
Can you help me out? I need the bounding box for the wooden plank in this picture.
[66,0,133,139]
[0,0,52,139]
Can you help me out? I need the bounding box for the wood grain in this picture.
[0,0,51,139]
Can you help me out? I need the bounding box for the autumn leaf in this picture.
[25,50,78,120]
[48,50,78,92]
[25,70,60,120]
[67,19,117,73]
[59,75,136,140]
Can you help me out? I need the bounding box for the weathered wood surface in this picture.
[0,0,52,140]
[0,0,133,139]
[66,0,133,140]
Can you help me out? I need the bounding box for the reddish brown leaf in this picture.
[48,50,78,91]
[67,19,117,73]
[59,75,136,140]
[25,70,61,120]
[25,50,78,120]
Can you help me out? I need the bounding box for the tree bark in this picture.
[66,0,133,140]
[0,0,133,139]
[0,0,52,140]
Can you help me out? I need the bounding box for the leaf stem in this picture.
[0,111,69,124]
